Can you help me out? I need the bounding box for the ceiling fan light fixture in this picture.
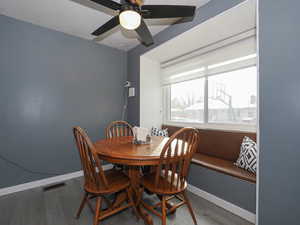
[119,10,141,30]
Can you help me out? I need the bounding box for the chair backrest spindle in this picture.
[154,128,200,191]
[73,126,108,190]
[106,121,133,138]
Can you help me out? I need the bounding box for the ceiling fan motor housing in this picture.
[120,4,141,14]
[122,0,143,6]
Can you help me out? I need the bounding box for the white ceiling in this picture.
[144,0,256,62]
[0,0,211,51]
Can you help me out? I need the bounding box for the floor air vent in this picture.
[43,182,66,191]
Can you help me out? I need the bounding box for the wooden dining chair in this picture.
[105,120,133,138]
[106,121,133,171]
[73,126,138,225]
[139,127,200,225]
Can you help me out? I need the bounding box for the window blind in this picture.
[161,35,257,85]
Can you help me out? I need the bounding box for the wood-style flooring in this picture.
[0,177,254,225]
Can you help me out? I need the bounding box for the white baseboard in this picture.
[187,184,256,224]
[0,164,113,197]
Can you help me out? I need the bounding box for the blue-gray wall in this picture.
[188,165,256,213]
[258,1,300,224]
[126,0,256,213]
[0,15,126,188]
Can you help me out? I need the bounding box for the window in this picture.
[162,35,257,130]
[171,78,205,123]
[208,66,257,124]
[167,66,257,127]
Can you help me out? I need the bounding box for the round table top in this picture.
[94,136,169,165]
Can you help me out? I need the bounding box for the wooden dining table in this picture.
[93,135,170,225]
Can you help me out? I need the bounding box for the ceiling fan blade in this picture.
[135,19,154,46]
[141,5,196,19]
[91,16,120,36]
[89,0,122,11]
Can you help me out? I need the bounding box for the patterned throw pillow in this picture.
[234,136,257,174]
[151,127,169,137]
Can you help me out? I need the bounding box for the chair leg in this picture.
[161,196,167,225]
[126,188,139,220]
[76,192,88,219]
[93,197,102,225]
[182,191,197,225]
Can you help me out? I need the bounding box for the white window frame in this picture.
[163,65,257,132]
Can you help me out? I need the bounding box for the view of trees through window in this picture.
[170,66,257,124]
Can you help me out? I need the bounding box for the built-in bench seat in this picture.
[192,153,256,183]
[162,125,257,183]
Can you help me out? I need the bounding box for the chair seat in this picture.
[84,169,130,194]
[141,171,187,195]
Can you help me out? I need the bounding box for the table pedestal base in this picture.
[128,166,153,225]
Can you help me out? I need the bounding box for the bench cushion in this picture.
[192,153,256,183]
[163,125,256,161]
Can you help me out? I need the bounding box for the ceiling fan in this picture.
[89,0,196,47]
